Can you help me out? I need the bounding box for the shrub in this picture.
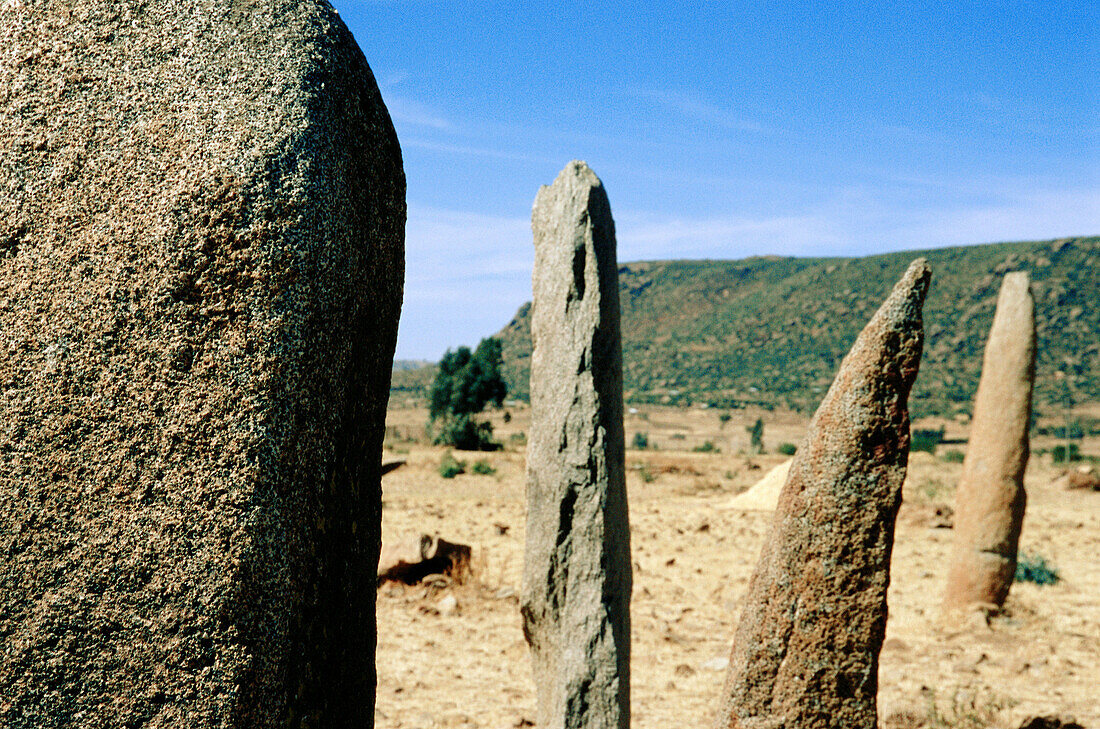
[910,427,944,454]
[432,414,499,451]
[941,449,965,463]
[439,452,466,479]
[1015,553,1060,585]
[639,464,655,483]
[693,440,718,453]
[632,431,649,450]
[777,442,797,456]
[746,418,764,454]
[718,412,732,428]
[1052,443,1081,463]
[1051,422,1084,439]
[471,459,496,476]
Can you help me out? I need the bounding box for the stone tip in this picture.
[902,257,931,284]
[534,161,606,216]
[821,256,929,405]
[875,258,931,326]
[997,271,1033,315]
[555,160,601,187]
[1001,270,1032,295]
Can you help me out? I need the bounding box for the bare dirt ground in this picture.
[377,405,1100,729]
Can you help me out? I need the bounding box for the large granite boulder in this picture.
[714,260,931,729]
[521,161,631,729]
[0,2,404,727]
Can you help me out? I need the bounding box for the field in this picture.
[376,404,1100,729]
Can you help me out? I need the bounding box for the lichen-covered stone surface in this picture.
[0,2,404,727]
[521,161,631,729]
[714,259,931,729]
[944,272,1035,610]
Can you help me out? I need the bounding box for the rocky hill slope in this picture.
[489,236,1097,418]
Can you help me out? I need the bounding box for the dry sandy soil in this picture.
[376,405,1099,729]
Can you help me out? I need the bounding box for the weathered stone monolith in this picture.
[943,272,1035,611]
[521,161,631,729]
[714,259,931,729]
[0,3,404,727]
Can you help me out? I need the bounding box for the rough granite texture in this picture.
[714,259,931,729]
[521,161,631,729]
[0,2,404,727]
[943,272,1035,610]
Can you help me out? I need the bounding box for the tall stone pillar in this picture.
[943,271,1035,611]
[714,260,931,729]
[0,3,404,727]
[521,161,631,729]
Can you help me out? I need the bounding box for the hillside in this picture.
[489,237,1098,418]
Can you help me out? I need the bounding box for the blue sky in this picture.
[331,1,1099,361]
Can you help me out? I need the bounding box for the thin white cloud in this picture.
[402,138,533,161]
[404,204,530,271]
[874,123,948,147]
[384,96,456,131]
[394,187,1100,358]
[381,69,412,87]
[616,211,843,260]
[899,188,1100,248]
[396,204,533,358]
[961,90,1004,113]
[629,87,768,133]
[616,186,1100,260]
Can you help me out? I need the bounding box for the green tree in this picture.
[746,418,764,454]
[429,337,507,450]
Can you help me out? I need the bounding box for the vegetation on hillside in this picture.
[393,237,1098,419]
[493,237,1098,418]
[389,361,438,406]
